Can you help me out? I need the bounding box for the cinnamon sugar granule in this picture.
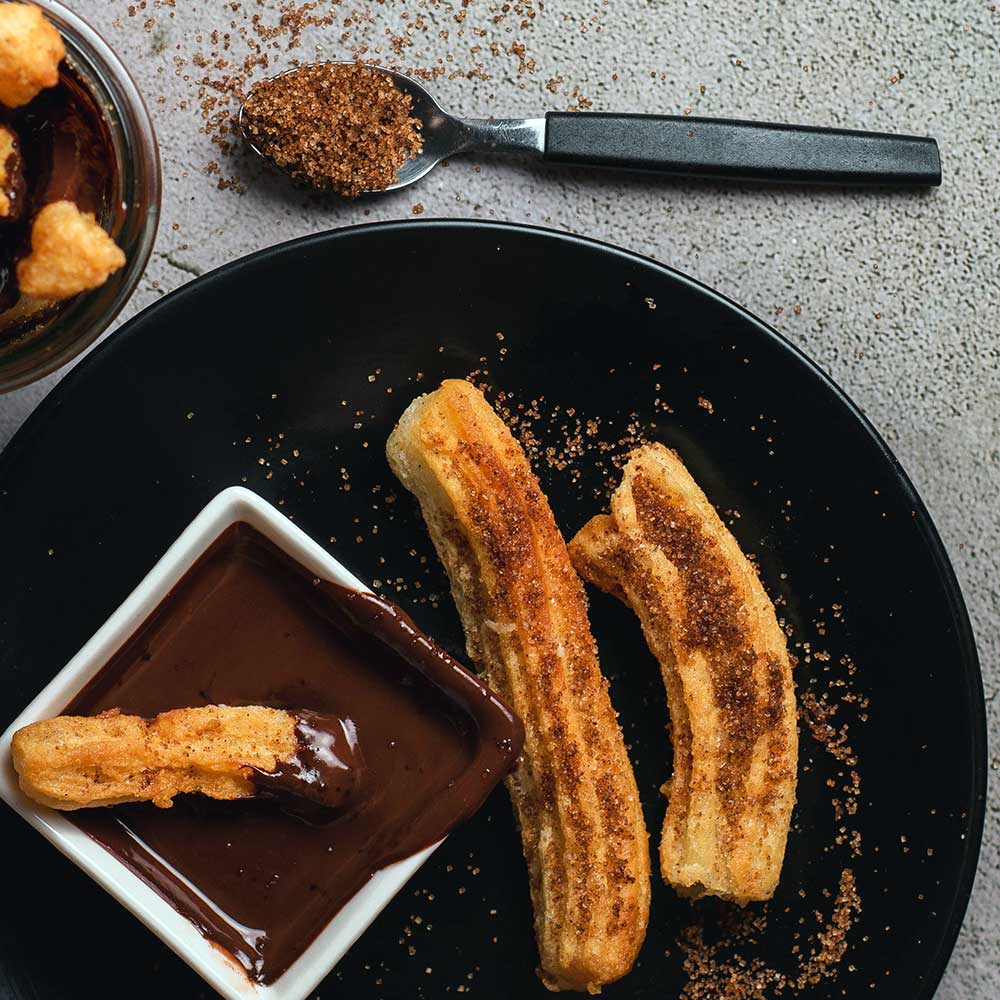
[241,61,422,196]
[679,869,861,998]
[147,0,599,190]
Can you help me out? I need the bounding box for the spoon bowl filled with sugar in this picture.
[239,61,942,195]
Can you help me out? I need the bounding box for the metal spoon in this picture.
[240,62,941,192]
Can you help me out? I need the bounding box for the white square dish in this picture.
[0,486,441,1000]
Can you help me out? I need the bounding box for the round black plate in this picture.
[0,222,985,1000]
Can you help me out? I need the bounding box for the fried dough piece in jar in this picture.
[0,3,64,109]
[16,199,125,300]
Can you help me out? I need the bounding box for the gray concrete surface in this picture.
[1,1,996,995]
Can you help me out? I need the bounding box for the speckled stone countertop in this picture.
[0,2,996,995]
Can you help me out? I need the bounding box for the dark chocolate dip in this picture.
[64,525,523,984]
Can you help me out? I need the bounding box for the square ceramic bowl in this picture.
[0,487,441,1000]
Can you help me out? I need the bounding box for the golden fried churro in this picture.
[12,706,298,810]
[569,443,797,904]
[387,380,650,994]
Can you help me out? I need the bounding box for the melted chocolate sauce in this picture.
[0,132,25,224]
[64,525,523,984]
[0,64,118,325]
[251,710,364,815]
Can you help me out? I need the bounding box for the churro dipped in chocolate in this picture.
[387,380,650,994]
[12,705,362,812]
[569,443,797,904]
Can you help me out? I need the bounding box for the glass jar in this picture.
[0,0,161,391]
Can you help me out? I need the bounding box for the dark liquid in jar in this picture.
[0,62,119,334]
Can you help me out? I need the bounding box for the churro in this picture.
[387,380,650,994]
[569,443,797,903]
[12,705,298,810]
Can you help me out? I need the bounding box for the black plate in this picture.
[0,222,985,1000]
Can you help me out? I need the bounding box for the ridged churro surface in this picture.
[387,380,650,994]
[12,705,297,810]
[569,443,797,903]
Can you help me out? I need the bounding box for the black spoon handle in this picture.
[544,112,941,186]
